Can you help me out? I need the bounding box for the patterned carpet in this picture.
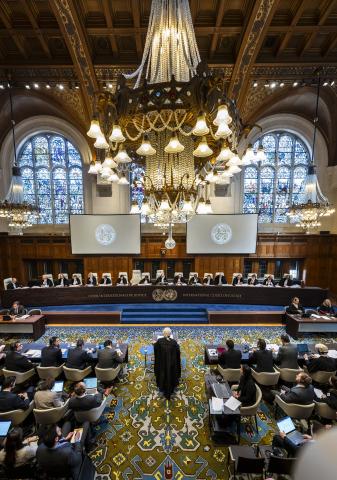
[27,325,337,480]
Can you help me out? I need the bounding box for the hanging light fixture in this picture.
[193,137,213,158]
[136,135,156,156]
[288,75,334,232]
[0,82,39,233]
[192,113,209,136]
[114,145,132,163]
[109,124,125,143]
[164,134,184,154]
[87,119,103,138]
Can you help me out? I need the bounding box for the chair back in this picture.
[102,272,112,280]
[252,367,280,386]
[3,278,12,289]
[2,368,35,385]
[275,366,303,383]
[118,272,128,282]
[95,365,121,382]
[58,273,68,279]
[232,272,242,281]
[174,272,183,277]
[0,400,34,426]
[37,364,64,380]
[28,308,42,315]
[275,395,315,419]
[314,401,337,420]
[267,455,295,475]
[215,272,224,277]
[130,270,141,285]
[236,456,265,474]
[240,384,262,416]
[72,273,83,284]
[189,272,198,279]
[203,273,213,279]
[63,365,92,381]
[156,270,165,278]
[34,400,69,425]
[264,273,274,279]
[74,396,107,423]
[310,370,336,385]
[141,272,151,279]
[218,365,241,383]
[247,272,258,278]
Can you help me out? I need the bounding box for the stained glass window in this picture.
[130,162,145,207]
[243,132,309,223]
[18,134,84,224]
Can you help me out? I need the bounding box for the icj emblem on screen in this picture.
[211,223,232,245]
[95,224,116,246]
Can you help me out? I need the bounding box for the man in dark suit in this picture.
[278,372,315,404]
[41,336,63,367]
[139,274,151,284]
[97,339,123,369]
[232,273,244,285]
[5,341,34,372]
[54,274,69,287]
[41,275,53,287]
[286,297,305,314]
[304,343,337,374]
[173,274,186,285]
[155,273,167,285]
[9,301,26,316]
[69,382,109,412]
[247,274,258,286]
[214,273,227,285]
[278,274,293,287]
[203,274,214,286]
[189,273,201,285]
[86,272,97,286]
[218,339,242,369]
[0,376,30,412]
[71,274,82,285]
[6,277,22,289]
[263,275,275,286]
[249,338,274,372]
[275,334,299,369]
[116,274,128,285]
[66,339,93,370]
[100,274,112,285]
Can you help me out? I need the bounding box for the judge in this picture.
[71,274,82,286]
[100,274,112,285]
[155,273,167,285]
[214,273,227,285]
[232,273,244,286]
[189,273,201,285]
[154,327,181,400]
[54,274,69,287]
[41,275,53,288]
[278,274,293,287]
[116,274,128,285]
[247,273,258,286]
[318,298,335,315]
[203,274,214,286]
[6,277,22,289]
[139,274,151,285]
[86,272,97,286]
[9,301,26,316]
[263,275,275,286]
[286,296,305,315]
[174,274,186,285]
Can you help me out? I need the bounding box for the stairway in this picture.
[121,305,208,324]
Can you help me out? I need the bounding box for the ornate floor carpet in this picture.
[34,325,337,480]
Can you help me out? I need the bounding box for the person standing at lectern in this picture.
[6,277,22,289]
[86,272,97,286]
[214,273,227,285]
[154,327,181,400]
[203,274,214,286]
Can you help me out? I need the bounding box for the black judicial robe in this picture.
[154,337,181,400]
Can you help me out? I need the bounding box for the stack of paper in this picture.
[211,397,224,412]
[25,349,41,357]
[328,350,337,359]
[224,396,242,411]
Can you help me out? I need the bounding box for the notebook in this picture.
[277,416,305,446]
[52,381,64,393]
[0,421,11,437]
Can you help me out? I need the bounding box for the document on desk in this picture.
[311,314,320,319]
[328,350,337,359]
[25,349,41,357]
[314,388,324,399]
[267,343,279,353]
[224,396,241,411]
[208,349,217,356]
[211,397,224,412]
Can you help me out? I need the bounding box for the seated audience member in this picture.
[6,277,22,289]
[0,376,30,411]
[100,274,112,285]
[41,274,53,288]
[203,274,214,286]
[278,274,293,287]
[278,372,314,404]
[318,298,335,315]
[139,274,151,285]
[37,424,84,479]
[86,272,97,286]
[232,273,244,286]
[66,339,93,370]
[41,336,63,367]
[275,334,299,369]
[263,275,275,286]
[315,375,337,410]
[116,274,128,285]
[249,338,274,373]
[34,378,63,410]
[174,273,186,285]
[189,273,201,285]
[71,274,82,286]
[0,427,37,469]
[55,273,69,287]
[5,341,34,372]
[213,273,227,285]
[272,420,325,457]
[286,296,305,315]
[9,300,26,316]
[218,339,242,369]
[247,273,258,286]
[155,273,167,285]
[304,343,337,374]
[69,381,110,412]
[97,339,123,369]
[232,365,256,406]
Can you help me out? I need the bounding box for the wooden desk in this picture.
[0,315,45,340]
[286,313,337,338]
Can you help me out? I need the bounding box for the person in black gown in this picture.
[154,327,181,400]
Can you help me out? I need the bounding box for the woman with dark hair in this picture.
[232,365,256,406]
[0,427,37,468]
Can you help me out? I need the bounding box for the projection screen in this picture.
[186,214,258,254]
[70,215,141,254]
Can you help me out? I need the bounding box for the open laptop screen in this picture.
[277,416,296,434]
[0,421,11,437]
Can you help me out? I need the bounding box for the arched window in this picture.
[243,132,309,223]
[131,162,145,206]
[18,134,84,224]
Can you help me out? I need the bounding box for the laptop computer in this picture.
[84,377,98,394]
[51,381,64,393]
[0,421,11,438]
[277,416,305,447]
[297,343,309,354]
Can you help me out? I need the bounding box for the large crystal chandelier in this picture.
[288,76,334,232]
[0,83,39,234]
[87,0,263,230]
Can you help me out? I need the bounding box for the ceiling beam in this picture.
[21,0,52,58]
[322,33,337,57]
[0,0,28,58]
[228,0,280,108]
[101,0,118,57]
[275,0,306,56]
[209,0,228,58]
[49,0,98,120]
[131,0,143,60]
